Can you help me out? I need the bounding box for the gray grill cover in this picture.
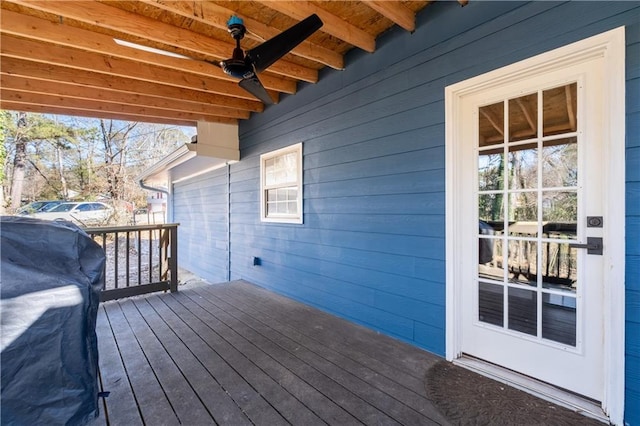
[1,216,105,425]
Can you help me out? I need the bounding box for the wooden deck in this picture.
[92,280,449,425]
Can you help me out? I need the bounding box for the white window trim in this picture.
[260,143,303,224]
[445,27,625,424]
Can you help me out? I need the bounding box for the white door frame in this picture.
[445,27,626,424]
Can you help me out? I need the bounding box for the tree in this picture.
[1,112,192,215]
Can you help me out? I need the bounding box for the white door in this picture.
[445,27,630,403]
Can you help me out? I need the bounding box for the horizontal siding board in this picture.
[628,182,640,216]
[627,290,640,323]
[628,78,640,114]
[628,146,640,182]
[629,217,640,256]
[306,170,444,199]
[628,256,640,292]
[232,225,444,259]
[413,321,445,356]
[628,112,640,149]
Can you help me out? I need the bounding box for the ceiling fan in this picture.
[116,14,323,105]
[220,14,323,104]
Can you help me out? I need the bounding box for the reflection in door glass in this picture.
[543,83,577,137]
[479,102,504,147]
[478,194,504,236]
[507,240,537,287]
[507,192,538,231]
[508,287,537,336]
[479,151,504,191]
[542,138,577,187]
[508,144,537,190]
[542,191,577,222]
[479,282,504,327]
[509,93,538,142]
[542,293,576,346]
[479,237,502,282]
[541,243,577,292]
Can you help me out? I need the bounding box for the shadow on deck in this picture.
[92,280,448,425]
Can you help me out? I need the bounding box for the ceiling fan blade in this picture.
[239,75,274,104]
[246,14,323,73]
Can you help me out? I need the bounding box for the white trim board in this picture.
[444,27,626,424]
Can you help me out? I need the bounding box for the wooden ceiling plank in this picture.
[1,74,251,119]
[0,9,297,94]
[365,1,415,32]
[0,101,201,126]
[1,56,265,112]
[6,0,318,83]
[257,1,376,53]
[1,88,237,124]
[140,0,344,70]
[0,34,273,101]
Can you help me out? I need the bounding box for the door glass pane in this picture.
[542,191,577,221]
[507,240,536,287]
[507,192,538,232]
[479,282,504,327]
[479,237,502,281]
[509,93,537,142]
[508,144,537,190]
[542,293,576,346]
[542,137,577,187]
[508,287,537,336]
[479,102,504,147]
[541,243,577,292]
[479,151,504,191]
[478,194,504,236]
[543,83,577,137]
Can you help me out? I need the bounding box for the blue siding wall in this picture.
[626,15,640,426]
[173,166,229,284]
[222,1,639,422]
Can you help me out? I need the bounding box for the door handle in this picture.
[569,237,603,255]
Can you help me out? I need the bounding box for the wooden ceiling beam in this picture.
[1,56,266,112]
[257,1,376,53]
[0,74,251,120]
[139,0,344,70]
[364,1,415,32]
[1,89,238,125]
[0,34,278,102]
[0,9,297,95]
[0,101,202,126]
[6,0,319,83]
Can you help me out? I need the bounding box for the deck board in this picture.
[96,280,449,425]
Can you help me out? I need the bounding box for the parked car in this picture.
[16,200,65,215]
[30,202,113,226]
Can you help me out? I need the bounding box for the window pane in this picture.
[479,282,504,327]
[543,83,577,137]
[542,137,577,187]
[509,93,537,142]
[479,102,504,147]
[542,293,576,346]
[508,287,537,336]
